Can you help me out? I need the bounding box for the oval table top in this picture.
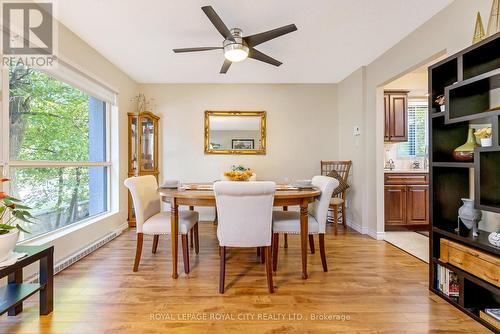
[158,185,321,201]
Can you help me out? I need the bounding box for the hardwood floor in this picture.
[0,223,490,333]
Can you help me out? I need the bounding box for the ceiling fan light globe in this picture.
[224,48,248,62]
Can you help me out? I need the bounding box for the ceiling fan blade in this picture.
[244,24,297,47]
[201,6,235,41]
[173,47,222,53]
[220,59,232,74]
[248,48,282,67]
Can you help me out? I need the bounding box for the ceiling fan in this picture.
[173,6,297,74]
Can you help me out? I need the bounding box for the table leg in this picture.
[171,200,179,279]
[300,199,308,279]
[8,269,23,315]
[39,249,54,315]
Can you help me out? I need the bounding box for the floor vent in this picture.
[27,226,125,283]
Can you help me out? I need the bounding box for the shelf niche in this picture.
[431,116,469,163]
[431,58,458,113]
[431,167,470,230]
[446,69,500,122]
[463,36,500,80]
[475,148,500,213]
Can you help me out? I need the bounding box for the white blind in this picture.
[42,60,117,104]
[397,101,428,157]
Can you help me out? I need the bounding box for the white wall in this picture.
[140,84,338,183]
[337,0,499,238]
[337,67,365,233]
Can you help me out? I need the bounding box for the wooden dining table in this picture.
[159,184,321,280]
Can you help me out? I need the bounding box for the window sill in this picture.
[18,211,121,246]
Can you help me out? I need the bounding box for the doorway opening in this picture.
[382,56,445,262]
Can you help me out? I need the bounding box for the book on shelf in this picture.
[436,264,459,301]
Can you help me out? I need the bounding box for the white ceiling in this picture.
[57,0,453,84]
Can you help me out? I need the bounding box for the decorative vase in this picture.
[0,229,19,262]
[458,198,482,237]
[480,137,493,147]
[453,129,479,161]
[489,232,500,247]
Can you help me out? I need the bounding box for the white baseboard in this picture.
[26,222,128,283]
[346,219,385,240]
[346,219,363,234]
[367,229,386,240]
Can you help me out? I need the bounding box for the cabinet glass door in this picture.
[130,116,138,174]
[139,116,156,172]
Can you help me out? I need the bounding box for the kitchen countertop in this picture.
[384,169,429,174]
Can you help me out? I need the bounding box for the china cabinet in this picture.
[128,111,160,227]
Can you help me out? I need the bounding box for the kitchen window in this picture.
[397,100,428,158]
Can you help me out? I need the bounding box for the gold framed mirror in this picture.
[204,111,266,155]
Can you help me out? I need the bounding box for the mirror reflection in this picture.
[205,111,266,154]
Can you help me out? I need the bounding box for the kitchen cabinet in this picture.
[384,185,406,226]
[384,90,408,142]
[384,173,429,230]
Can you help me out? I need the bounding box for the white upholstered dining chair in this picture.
[214,181,276,294]
[124,175,200,273]
[272,175,338,272]
[213,173,257,225]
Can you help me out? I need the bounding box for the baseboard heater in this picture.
[26,225,126,283]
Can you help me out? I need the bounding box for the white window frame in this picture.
[0,64,114,239]
[396,99,428,158]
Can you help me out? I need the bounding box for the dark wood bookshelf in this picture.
[433,226,500,255]
[431,162,474,168]
[429,32,500,333]
[433,258,500,295]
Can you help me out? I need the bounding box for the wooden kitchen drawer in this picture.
[440,238,500,287]
[384,173,429,185]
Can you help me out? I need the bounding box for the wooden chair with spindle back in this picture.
[320,160,352,235]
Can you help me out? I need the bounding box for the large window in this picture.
[4,65,111,240]
[397,100,428,158]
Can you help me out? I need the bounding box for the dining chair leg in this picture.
[308,235,315,254]
[272,233,279,272]
[260,247,265,264]
[194,223,199,254]
[265,246,274,293]
[152,235,159,254]
[133,233,143,272]
[189,206,195,248]
[219,246,226,294]
[283,206,288,249]
[181,235,190,274]
[341,201,347,231]
[213,209,218,225]
[319,234,328,272]
[333,205,338,236]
